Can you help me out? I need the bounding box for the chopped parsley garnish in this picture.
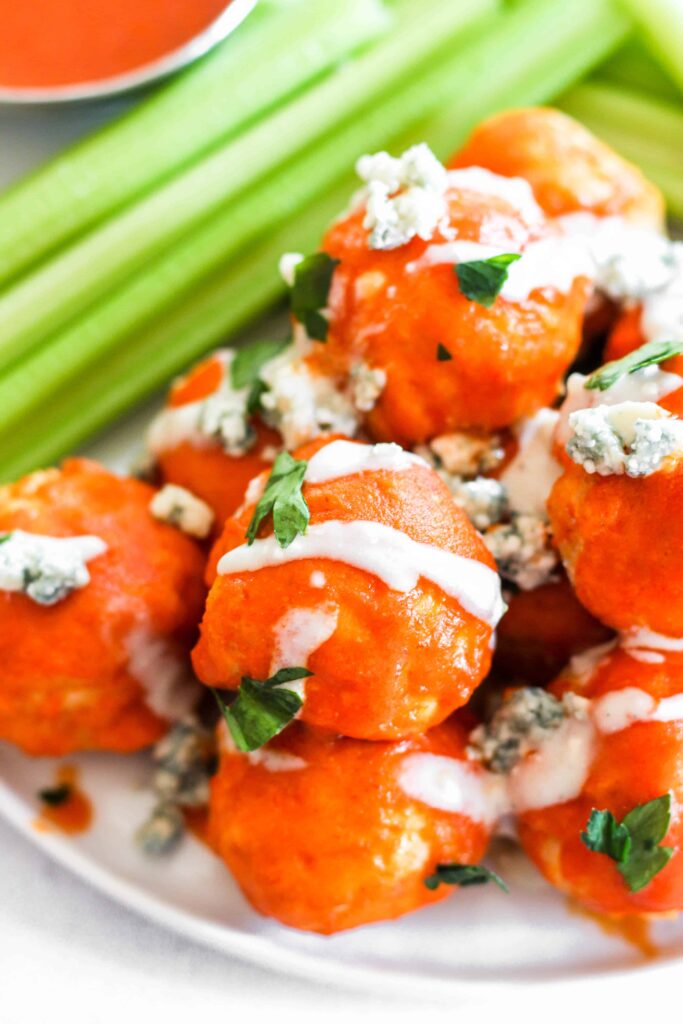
[288,252,339,341]
[585,339,683,392]
[38,783,72,807]
[230,338,290,415]
[581,794,674,892]
[0,533,9,544]
[212,667,312,752]
[246,451,309,548]
[455,253,521,308]
[424,863,508,893]
[436,343,452,362]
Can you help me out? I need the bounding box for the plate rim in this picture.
[2,772,681,1001]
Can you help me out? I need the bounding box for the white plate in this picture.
[2,89,683,1003]
[2,408,683,999]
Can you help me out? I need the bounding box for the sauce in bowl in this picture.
[0,0,241,95]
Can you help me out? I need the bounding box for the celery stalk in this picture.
[559,82,683,181]
[0,0,637,474]
[618,0,683,95]
[0,0,389,287]
[417,0,631,156]
[0,0,499,436]
[595,39,680,102]
[0,0,495,374]
[4,186,352,482]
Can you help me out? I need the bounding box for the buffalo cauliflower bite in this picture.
[193,437,504,740]
[147,351,283,528]
[0,459,206,756]
[318,146,590,446]
[518,645,683,916]
[450,108,665,228]
[548,410,683,634]
[209,715,496,933]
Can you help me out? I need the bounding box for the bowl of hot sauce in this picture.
[0,0,257,103]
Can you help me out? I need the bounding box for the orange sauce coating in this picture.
[520,650,683,916]
[193,438,497,740]
[493,574,613,686]
[209,717,491,933]
[0,459,206,755]
[450,108,664,228]
[320,185,588,446]
[548,458,683,635]
[157,354,280,527]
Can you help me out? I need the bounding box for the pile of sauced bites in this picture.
[4,108,683,933]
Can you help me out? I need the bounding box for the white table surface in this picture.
[0,97,675,1024]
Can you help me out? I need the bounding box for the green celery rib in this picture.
[0,0,389,287]
[0,0,499,439]
[559,82,683,178]
[4,186,353,482]
[416,0,631,156]
[618,0,683,95]
[0,0,635,475]
[0,0,495,375]
[595,38,681,102]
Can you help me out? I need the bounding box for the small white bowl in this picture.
[0,0,257,105]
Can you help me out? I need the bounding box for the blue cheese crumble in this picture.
[448,477,509,531]
[356,143,448,250]
[149,484,214,539]
[566,401,683,477]
[0,530,107,605]
[147,350,254,459]
[483,513,559,591]
[469,688,588,774]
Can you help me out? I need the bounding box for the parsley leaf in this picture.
[246,451,309,548]
[455,253,521,308]
[585,339,683,392]
[436,343,452,362]
[38,783,72,807]
[424,863,508,893]
[289,252,339,341]
[581,809,631,862]
[619,794,674,893]
[212,667,312,752]
[580,794,674,893]
[230,338,290,415]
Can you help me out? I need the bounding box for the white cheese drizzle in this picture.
[398,753,509,825]
[507,714,597,814]
[621,627,683,664]
[304,440,427,486]
[446,167,545,226]
[125,628,199,721]
[217,519,505,628]
[269,604,340,697]
[499,409,561,519]
[415,235,592,302]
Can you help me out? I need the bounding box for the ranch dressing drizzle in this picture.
[304,440,427,485]
[416,236,593,302]
[621,627,683,665]
[398,753,509,825]
[446,167,545,226]
[217,520,505,628]
[499,409,561,518]
[507,715,597,814]
[269,606,339,701]
[592,688,683,734]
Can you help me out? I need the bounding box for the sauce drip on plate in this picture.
[35,764,93,835]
